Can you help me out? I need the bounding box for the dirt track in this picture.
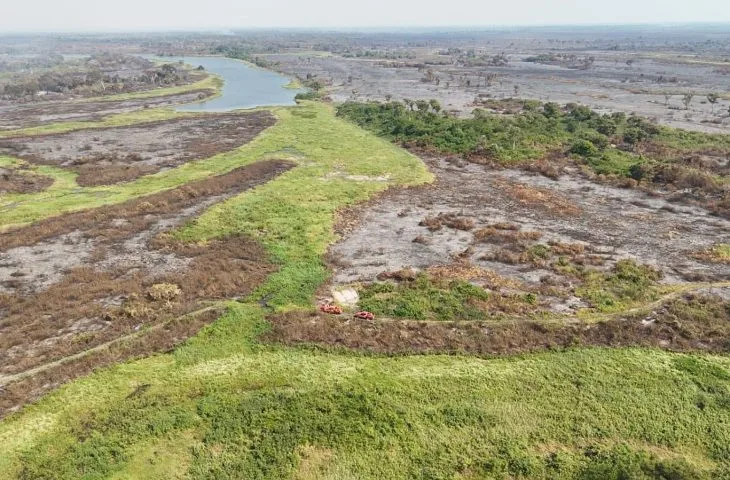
[267,285,730,355]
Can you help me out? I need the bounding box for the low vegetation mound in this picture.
[1,54,202,101]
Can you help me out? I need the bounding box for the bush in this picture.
[570,139,599,157]
[358,274,488,321]
[147,283,182,301]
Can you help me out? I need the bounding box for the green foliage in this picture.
[578,259,661,312]
[570,139,599,156]
[358,274,489,320]
[167,102,430,309]
[587,150,640,176]
[337,100,569,162]
[336,99,730,191]
[2,97,730,480]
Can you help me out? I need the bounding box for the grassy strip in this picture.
[0,102,419,230]
[0,107,190,139]
[170,103,430,308]
[0,75,223,139]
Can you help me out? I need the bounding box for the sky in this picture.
[2,0,730,32]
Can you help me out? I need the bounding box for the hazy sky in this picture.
[3,0,730,32]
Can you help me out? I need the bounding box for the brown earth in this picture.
[0,167,53,194]
[0,111,277,186]
[0,159,294,416]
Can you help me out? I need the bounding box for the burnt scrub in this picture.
[0,111,277,186]
[0,159,294,415]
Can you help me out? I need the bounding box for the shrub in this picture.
[358,274,488,321]
[147,283,182,301]
[570,139,599,157]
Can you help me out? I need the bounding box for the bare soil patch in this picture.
[0,111,277,185]
[0,159,294,415]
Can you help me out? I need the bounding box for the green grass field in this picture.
[0,101,728,479]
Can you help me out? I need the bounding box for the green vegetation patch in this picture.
[578,259,662,312]
[0,102,429,233]
[1,100,729,480]
[358,273,489,321]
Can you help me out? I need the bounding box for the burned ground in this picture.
[0,159,294,415]
[0,89,214,131]
[0,111,276,186]
[265,44,730,134]
[329,157,730,290]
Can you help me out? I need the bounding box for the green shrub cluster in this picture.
[337,99,730,189]
[358,273,489,321]
[336,100,656,167]
[578,259,662,312]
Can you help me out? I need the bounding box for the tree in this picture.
[707,93,719,114]
[664,93,672,107]
[682,93,694,110]
[429,99,441,113]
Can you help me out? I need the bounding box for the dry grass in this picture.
[147,283,182,301]
[75,162,159,186]
[520,156,565,180]
[0,308,220,417]
[376,267,419,282]
[494,180,582,217]
[692,243,730,264]
[419,212,476,231]
[474,226,542,244]
[0,168,53,194]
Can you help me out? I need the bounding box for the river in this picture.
[148,55,302,112]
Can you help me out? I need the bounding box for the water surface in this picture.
[149,56,301,112]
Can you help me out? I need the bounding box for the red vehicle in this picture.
[319,304,343,315]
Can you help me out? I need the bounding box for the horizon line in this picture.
[2,21,730,36]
